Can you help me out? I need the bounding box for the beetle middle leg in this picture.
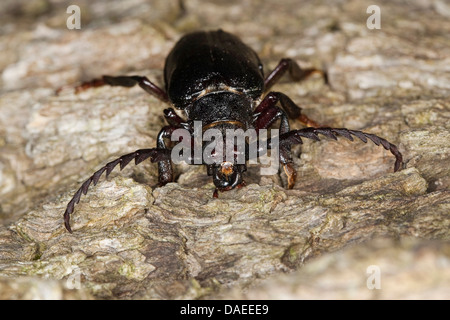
[264,59,327,128]
[60,75,169,102]
[264,58,328,92]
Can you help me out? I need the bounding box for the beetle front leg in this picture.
[156,125,182,186]
[155,113,192,185]
[253,93,290,134]
[163,108,186,126]
[264,58,328,92]
[255,91,318,130]
[253,94,297,188]
[256,91,322,128]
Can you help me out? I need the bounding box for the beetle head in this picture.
[208,162,246,192]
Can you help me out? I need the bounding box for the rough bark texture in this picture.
[0,0,449,299]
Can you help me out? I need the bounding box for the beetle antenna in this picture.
[63,148,170,233]
[280,127,403,172]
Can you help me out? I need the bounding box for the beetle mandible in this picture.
[63,29,403,233]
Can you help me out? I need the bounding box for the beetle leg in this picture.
[253,94,297,187]
[61,75,169,102]
[63,148,172,233]
[163,108,186,126]
[253,93,290,134]
[160,109,193,185]
[256,91,322,128]
[282,162,297,189]
[157,125,182,186]
[264,58,328,92]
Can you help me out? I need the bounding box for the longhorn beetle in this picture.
[63,29,403,233]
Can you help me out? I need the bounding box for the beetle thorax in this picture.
[186,91,254,130]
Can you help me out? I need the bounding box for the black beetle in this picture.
[63,29,403,233]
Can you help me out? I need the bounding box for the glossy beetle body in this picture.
[164,30,264,109]
[63,30,403,233]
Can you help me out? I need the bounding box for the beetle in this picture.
[62,29,403,233]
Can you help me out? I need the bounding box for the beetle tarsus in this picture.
[283,163,297,189]
[297,114,322,128]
